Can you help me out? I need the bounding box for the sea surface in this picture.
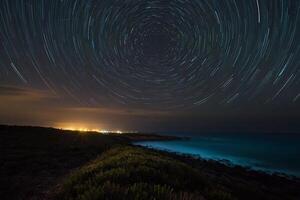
[134,132,300,177]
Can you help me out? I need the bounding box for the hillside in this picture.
[1,125,299,200]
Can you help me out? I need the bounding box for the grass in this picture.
[1,125,300,200]
[54,146,234,200]
[0,125,123,200]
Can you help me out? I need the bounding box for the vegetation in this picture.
[1,125,300,200]
[0,125,123,200]
[54,146,234,200]
[0,125,180,199]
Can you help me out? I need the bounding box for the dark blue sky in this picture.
[0,0,299,132]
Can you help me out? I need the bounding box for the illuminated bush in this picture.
[55,146,234,200]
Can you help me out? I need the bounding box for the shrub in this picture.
[55,146,233,200]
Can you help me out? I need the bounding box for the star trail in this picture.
[0,0,300,131]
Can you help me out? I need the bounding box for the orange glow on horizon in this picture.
[56,122,123,134]
[61,127,101,132]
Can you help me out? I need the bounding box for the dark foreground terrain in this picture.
[1,125,299,200]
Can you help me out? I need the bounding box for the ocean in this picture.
[134,132,300,177]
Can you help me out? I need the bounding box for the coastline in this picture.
[133,135,300,179]
[1,125,300,200]
[134,142,300,180]
[117,132,189,142]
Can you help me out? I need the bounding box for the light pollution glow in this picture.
[57,124,123,134]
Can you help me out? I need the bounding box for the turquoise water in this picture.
[134,132,300,177]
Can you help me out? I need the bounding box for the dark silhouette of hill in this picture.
[1,125,299,200]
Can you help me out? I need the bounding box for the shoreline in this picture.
[117,132,189,142]
[1,125,300,200]
[133,138,300,180]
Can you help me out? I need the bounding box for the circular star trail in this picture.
[0,0,300,110]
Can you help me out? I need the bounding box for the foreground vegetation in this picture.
[54,146,300,200]
[0,125,179,199]
[1,125,299,200]
[0,125,124,199]
[54,146,234,200]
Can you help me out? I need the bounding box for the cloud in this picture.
[0,85,61,126]
[0,85,170,129]
[0,85,29,96]
[0,85,57,100]
[63,106,172,117]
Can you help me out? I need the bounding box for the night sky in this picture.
[0,0,300,132]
